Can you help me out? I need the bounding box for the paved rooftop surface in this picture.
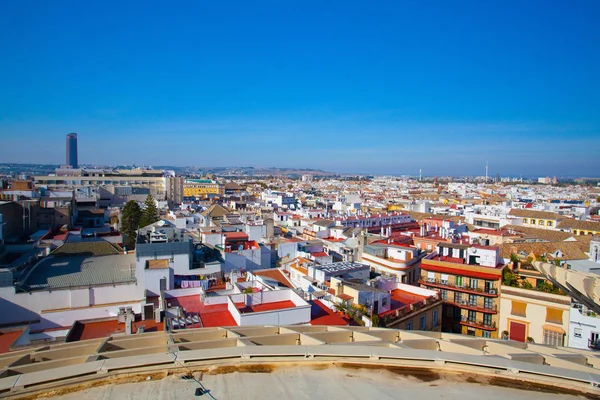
[238,300,296,313]
[23,254,136,290]
[68,318,164,342]
[2,326,600,398]
[390,289,428,306]
[47,364,585,400]
[309,300,349,326]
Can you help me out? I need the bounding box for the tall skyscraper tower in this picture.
[66,133,78,168]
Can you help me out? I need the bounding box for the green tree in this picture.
[536,281,554,293]
[509,252,520,263]
[502,267,519,287]
[520,280,533,290]
[140,194,160,228]
[121,200,141,249]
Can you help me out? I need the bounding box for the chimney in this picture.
[125,311,134,335]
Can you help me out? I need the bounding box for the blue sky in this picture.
[0,1,598,176]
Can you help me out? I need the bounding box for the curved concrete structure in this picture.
[533,261,600,313]
[1,326,600,398]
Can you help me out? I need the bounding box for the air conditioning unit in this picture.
[489,289,496,294]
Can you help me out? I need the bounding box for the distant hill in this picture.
[0,163,338,177]
[156,166,338,177]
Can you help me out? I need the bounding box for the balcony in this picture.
[381,296,443,327]
[445,299,498,314]
[459,315,497,331]
[419,278,498,297]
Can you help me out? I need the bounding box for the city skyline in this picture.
[0,1,599,176]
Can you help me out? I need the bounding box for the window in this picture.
[407,320,413,330]
[470,279,478,290]
[420,314,426,330]
[483,314,492,326]
[547,221,553,227]
[543,330,564,347]
[511,301,527,317]
[482,331,491,338]
[467,310,476,322]
[539,220,544,225]
[546,308,563,324]
[441,274,449,284]
[469,294,477,306]
[454,292,462,303]
[441,290,448,300]
[427,271,435,282]
[523,219,528,224]
[432,309,438,327]
[484,297,493,310]
[574,328,582,338]
[530,219,536,225]
[456,276,464,287]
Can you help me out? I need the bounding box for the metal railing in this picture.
[420,279,498,296]
[460,315,497,330]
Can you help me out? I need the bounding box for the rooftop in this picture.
[312,261,370,275]
[67,318,164,342]
[238,300,296,313]
[51,241,121,257]
[253,269,295,288]
[22,254,136,291]
[309,300,349,326]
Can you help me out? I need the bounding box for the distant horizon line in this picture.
[1,162,599,179]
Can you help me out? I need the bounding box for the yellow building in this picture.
[508,209,562,230]
[557,219,600,236]
[183,179,222,197]
[499,285,570,346]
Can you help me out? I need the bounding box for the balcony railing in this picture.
[381,296,443,327]
[446,299,498,313]
[419,278,498,297]
[459,315,497,331]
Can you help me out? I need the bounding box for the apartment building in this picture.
[499,285,570,346]
[419,243,503,338]
[361,239,421,284]
[557,219,600,236]
[34,168,172,204]
[183,179,222,197]
[508,209,562,230]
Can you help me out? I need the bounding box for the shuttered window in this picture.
[546,308,563,324]
[511,301,527,317]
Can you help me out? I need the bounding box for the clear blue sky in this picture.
[0,1,599,176]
